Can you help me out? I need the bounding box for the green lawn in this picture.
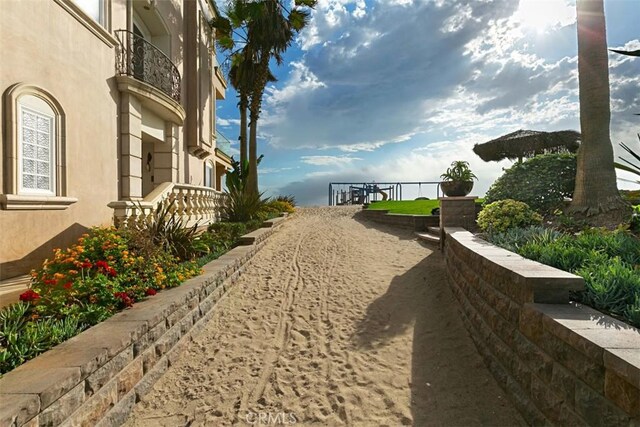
[367,198,485,215]
[366,199,440,215]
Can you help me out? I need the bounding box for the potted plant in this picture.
[440,161,477,197]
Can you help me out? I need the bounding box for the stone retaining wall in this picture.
[444,227,640,426]
[0,216,288,427]
[358,209,438,230]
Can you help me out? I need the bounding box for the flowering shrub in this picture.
[25,227,201,325]
[4,211,266,374]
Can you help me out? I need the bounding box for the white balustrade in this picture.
[108,182,226,228]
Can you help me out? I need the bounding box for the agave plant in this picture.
[614,134,640,184]
[133,201,203,261]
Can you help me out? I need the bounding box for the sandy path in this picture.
[124,207,525,426]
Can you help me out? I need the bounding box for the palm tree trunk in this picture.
[247,54,271,196]
[239,94,248,169]
[570,0,629,221]
[248,112,258,195]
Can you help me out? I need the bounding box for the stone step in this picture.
[426,226,440,234]
[415,231,440,244]
[0,274,30,309]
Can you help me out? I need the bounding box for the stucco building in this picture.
[0,0,231,291]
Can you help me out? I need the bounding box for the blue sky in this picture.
[215,0,640,205]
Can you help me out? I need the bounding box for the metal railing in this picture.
[115,29,181,102]
[108,183,226,228]
[328,181,442,206]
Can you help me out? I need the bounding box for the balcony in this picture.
[215,130,234,161]
[115,29,181,102]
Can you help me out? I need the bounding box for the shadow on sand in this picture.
[352,250,525,426]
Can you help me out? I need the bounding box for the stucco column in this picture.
[120,93,142,199]
[154,123,179,184]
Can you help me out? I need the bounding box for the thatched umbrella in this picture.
[473,130,581,162]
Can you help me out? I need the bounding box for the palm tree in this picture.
[228,51,253,168]
[212,0,315,195]
[570,0,630,223]
[212,6,254,171]
[245,0,314,195]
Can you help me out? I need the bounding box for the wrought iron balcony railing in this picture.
[115,29,181,102]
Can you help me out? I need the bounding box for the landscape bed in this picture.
[0,205,293,376]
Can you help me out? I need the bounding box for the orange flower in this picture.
[53,273,65,280]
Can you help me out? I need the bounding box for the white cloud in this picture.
[260,166,297,174]
[279,135,512,206]
[217,117,241,127]
[300,155,363,166]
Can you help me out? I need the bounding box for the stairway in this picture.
[0,274,30,309]
[415,226,441,245]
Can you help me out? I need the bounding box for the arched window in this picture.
[2,84,76,210]
[18,96,56,195]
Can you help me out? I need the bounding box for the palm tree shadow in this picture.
[352,251,526,426]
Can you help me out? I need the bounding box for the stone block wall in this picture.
[0,217,288,427]
[358,209,438,230]
[440,196,478,232]
[444,227,640,426]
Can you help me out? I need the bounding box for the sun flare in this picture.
[513,0,576,32]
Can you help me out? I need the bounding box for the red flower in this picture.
[145,288,157,296]
[81,261,92,269]
[95,260,109,270]
[63,282,73,290]
[113,291,133,307]
[19,289,40,302]
[107,267,117,277]
[43,279,57,286]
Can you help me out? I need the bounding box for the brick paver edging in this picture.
[0,215,289,427]
[444,227,639,426]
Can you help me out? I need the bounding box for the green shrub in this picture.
[620,190,640,205]
[222,188,267,222]
[571,228,640,266]
[0,303,86,374]
[132,201,204,261]
[487,226,640,327]
[486,226,562,253]
[477,199,543,232]
[265,200,295,214]
[484,153,576,213]
[275,195,296,207]
[207,221,248,242]
[577,258,640,318]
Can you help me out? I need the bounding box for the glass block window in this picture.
[19,107,55,194]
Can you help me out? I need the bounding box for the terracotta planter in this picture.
[440,181,474,197]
